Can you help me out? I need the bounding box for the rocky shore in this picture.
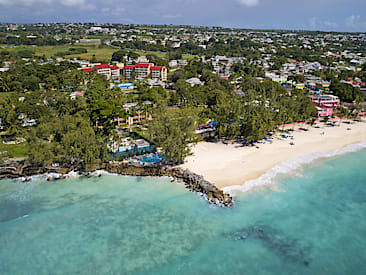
[0,160,233,207]
[105,164,233,207]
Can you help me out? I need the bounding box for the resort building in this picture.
[110,65,120,80]
[82,64,122,80]
[150,66,167,81]
[310,95,340,108]
[81,62,167,82]
[134,63,151,80]
[314,103,333,117]
[95,64,111,79]
[123,65,135,80]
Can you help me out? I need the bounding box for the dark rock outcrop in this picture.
[105,164,233,207]
[0,161,233,207]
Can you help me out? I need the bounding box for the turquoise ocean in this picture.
[1,143,366,275]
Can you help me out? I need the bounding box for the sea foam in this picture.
[222,140,366,195]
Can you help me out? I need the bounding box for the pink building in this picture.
[314,103,333,117]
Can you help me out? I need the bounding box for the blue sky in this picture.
[0,0,365,32]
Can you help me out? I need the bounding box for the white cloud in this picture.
[163,14,183,19]
[0,0,96,10]
[345,15,366,30]
[309,17,338,30]
[237,0,259,7]
[0,0,52,5]
[309,17,317,28]
[323,21,337,29]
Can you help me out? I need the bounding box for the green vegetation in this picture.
[330,80,364,103]
[148,107,198,163]
[1,23,365,167]
[1,45,116,63]
[0,142,28,158]
[0,62,122,170]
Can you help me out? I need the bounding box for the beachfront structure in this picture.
[314,103,333,117]
[310,95,340,107]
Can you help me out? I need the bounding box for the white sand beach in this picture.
[180,120,366,189]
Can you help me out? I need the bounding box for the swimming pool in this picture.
[140,155,164,164]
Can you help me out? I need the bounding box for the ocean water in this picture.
[1,148,366,274]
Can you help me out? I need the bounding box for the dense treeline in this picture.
[0,62,128,170]
[0,61,80,93]
[111,38,261,58]
[330,80,364,103]
[0,33,70,46]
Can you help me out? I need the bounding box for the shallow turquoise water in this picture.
[1,149,366,275]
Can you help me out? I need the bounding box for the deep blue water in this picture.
[1,148,366,274]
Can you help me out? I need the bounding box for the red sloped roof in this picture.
[124,65,135,69]
[95,64,111,69]
[110,66,119,70]
[135,63,150,68]
[313,102,332,110]
[150,66,165,71]
[82,67,95,72]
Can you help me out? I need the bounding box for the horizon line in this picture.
[0,22,365,34]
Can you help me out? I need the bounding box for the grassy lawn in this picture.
[1,44,195,63]
[0,142,28,158]
[67,46,116,62]
[182,54,197,60]
[2,44,116,62]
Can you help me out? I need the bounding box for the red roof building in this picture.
[134,63,151,80]
[82,67,95,72]
[135,63,150,68]
[95,64,111,69]
[150,66,167,81]
[124,65,135,70]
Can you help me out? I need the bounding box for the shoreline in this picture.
[0,163,233,207]
[180,119,366,192]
